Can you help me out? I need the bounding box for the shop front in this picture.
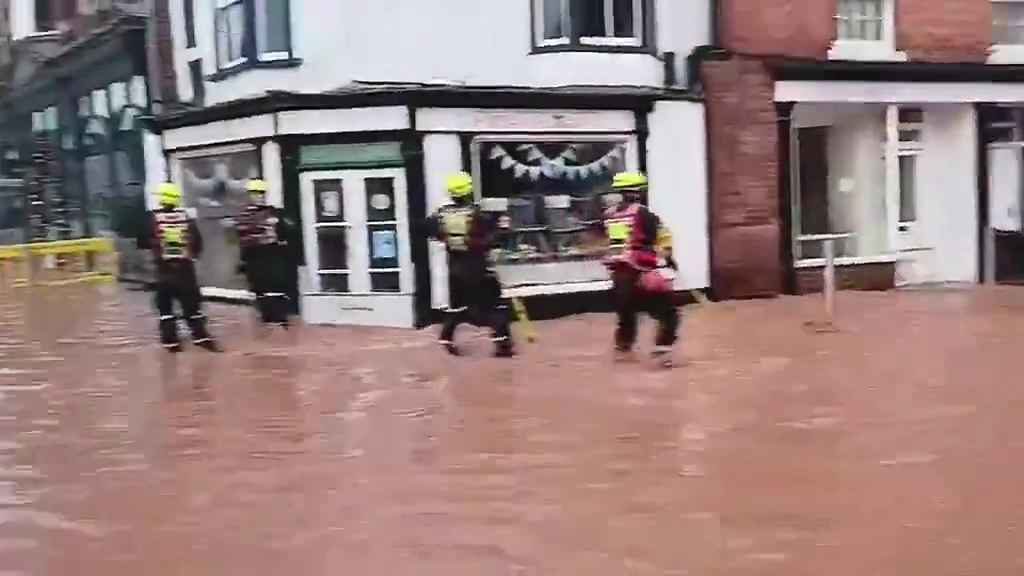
[156,88,710,328]
[294,142,417,327]
[0,16,158,281]
[786,101,979,291]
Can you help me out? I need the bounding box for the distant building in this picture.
[702,0,1024,297]
[0,0,176,279]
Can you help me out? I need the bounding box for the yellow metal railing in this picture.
[0,238,119,288]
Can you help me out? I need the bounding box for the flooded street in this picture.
[0,285,1023,574]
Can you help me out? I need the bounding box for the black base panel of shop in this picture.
[995,231,1024,285]
[520,290,703,321]
[421,289,703,326]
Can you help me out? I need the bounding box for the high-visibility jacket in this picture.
[237,204,286,249]
[146,208,202,262]
[603,203,666,271]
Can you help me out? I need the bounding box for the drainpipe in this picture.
[144,0,163,116]
[709,0,720,48]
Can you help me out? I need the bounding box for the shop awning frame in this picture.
[766,57,1024,103]
[155,83,700,131]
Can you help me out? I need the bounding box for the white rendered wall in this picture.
[422,134,462,310]
[171,0,711,107]
[646,100,710,289]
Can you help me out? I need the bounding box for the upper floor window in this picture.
[993,0,1024,45]
[533,0,648,51]
[830,0,904,61]
[836,0,884,41]
[214,0,292,72]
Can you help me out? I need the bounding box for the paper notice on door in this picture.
[321,189,341,218]
[372,230,397,260]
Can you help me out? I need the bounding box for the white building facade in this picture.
[156,0,712,327]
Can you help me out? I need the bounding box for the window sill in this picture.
[988,44,1024,64]
[828,41,907,62]
[15,30,63,42]
[530,43,654,55]
[206,57,303,82]
[794,254,899,269]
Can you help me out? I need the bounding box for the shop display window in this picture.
[475,139,630,264]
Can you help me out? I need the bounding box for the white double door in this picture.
[299,168,414,326]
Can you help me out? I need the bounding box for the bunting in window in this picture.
[488,143,625,182]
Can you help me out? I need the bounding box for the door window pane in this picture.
[370,272,401,293]
[317,227,348,271]
[899,155,917,223]
[314,179,344,222]
[320,274,349,293]
[365,178,396,222]
[368,224,399,269]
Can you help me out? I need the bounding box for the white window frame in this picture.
[896,150,920,229]
[829,0,907,62]
[897,108,929,229]
[579,0,645,47]
[990,0,1024,63]
[214,0,293,70]
[215,0,248,70]
[885,107,923,230]
[532,0,646,49]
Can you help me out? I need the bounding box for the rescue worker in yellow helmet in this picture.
[424,172,514,357]
[236,179,295,330]
[137,182,220,352]
[602,171,679,366]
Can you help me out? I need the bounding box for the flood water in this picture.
[0,284,1023,574]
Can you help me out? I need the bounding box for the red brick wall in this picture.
[702,56,784,299]
[719,0,993,63]
[896,0,991,62]
[718,0,836,59]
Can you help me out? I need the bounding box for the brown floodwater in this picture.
[0,283,1022,575]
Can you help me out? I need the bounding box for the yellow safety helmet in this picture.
[158,182,182,208]
[612,172,649,191]
[246,179,269,193]
[246,179,269,202]
[446,172,474,199]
